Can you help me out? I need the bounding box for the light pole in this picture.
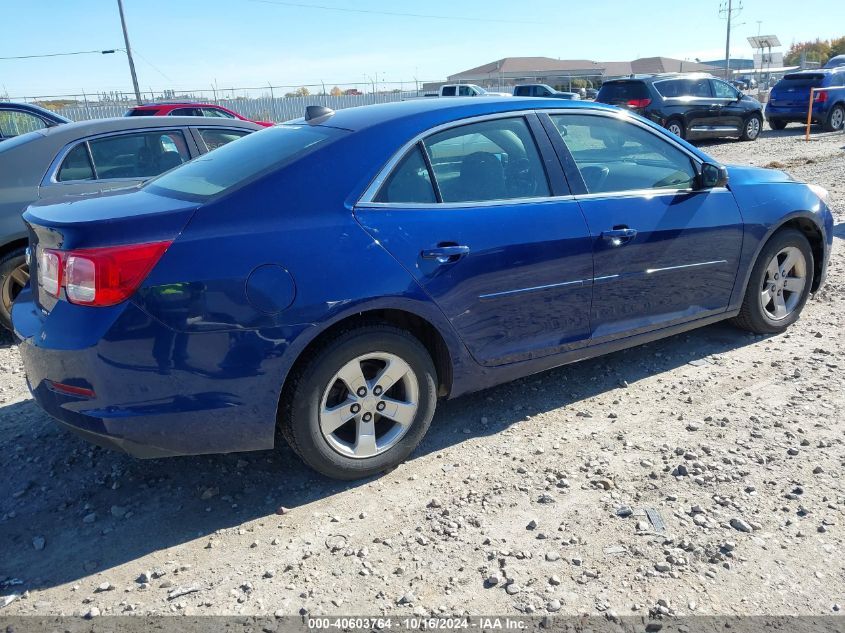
[116,0,142,104]
[719,0,743,81]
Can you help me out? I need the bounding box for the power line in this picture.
[247,0,544,24]
[0,49,117,61]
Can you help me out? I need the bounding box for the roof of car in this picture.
[0,101,72,123]
[13,116,262,143]
[603,72,715,83]
[131,103,223,109]
[287,97,616,132]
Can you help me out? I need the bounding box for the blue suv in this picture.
[766,67,845,131]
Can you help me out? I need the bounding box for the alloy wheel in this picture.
[831,107,844,131]
[667,122,683,137]
[1,264,29,314]
[746,116,761,139]
[760,246,807,321]
[320,352,419,459]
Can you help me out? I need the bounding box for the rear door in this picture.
[543,111,743,342]
[354,113,594,366]
[653,78,717,131]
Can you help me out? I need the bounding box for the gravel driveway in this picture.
[1,125,844,619]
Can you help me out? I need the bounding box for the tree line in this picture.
[784,36,845,66]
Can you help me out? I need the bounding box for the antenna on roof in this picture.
[305,105,334,124]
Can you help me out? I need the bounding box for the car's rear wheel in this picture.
[740,113,763,141]
[768,119,787,130]
[823,104,845,132]
[279,325,437,480]
[666,118,686,139]
[0,248,28,332]
[731,228,813,334]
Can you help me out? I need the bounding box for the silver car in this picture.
[0,116,263,329]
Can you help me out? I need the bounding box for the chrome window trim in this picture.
[357,107,708,209]
[43,127,191,186]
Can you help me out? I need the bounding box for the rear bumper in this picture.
[765,103,828,123]
[13,289,281,458]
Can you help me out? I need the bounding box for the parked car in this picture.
[824,55,845,69]
[13,99,832,480]
[1,102,71,141]
[126,102,274,127]
[513,84,580,99]
[596,73,764,141]
[765,68,845,131]
[0,116,261,330]
[425,84,511,98]
[585,88,598,100]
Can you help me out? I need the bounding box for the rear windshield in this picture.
[779,74,824,87]
[126,109,159,116]
[597,81,649,102]
[146,124,342,200]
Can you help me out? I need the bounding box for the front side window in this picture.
[201,107,236,119]
[198,128,250,151]
[422,117,550,203]
[84,131,190,180]
[550,114,696,194]
[712,79,740,99]
[57,144,95,182]
[458,86,472,96]
[0,110,47,137]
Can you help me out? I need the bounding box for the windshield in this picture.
[147,124,342,200]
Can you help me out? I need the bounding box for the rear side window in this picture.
[514,86,530,96]
[597,81,650,102]
[127,109,159,116]
[654,78,713,98]
[422,117,550,203]
[88,131,190,179]
[169,107,202,116]
[148,124,341,200]
[441,86,456,96]
[374,145,436,203]
[57,144,95,182]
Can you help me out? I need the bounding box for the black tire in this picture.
[731,228,814,334]
[740,113,763,141]
[665,118,686,139]
[0,248,28,332]
[279,325,438,480]
[823,104,845,132]
[768,119,787,131]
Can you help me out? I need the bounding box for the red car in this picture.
[125,102,273,127]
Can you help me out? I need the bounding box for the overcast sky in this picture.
[2,0,842,98]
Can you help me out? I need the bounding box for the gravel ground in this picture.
[1,125,844,619]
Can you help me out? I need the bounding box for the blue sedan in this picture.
[13,98,834,479]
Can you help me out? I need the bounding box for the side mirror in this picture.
[699,162,729,189]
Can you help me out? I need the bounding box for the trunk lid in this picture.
[24,188,200,313]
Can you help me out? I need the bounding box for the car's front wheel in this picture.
[0,248,29,332]
[280,325,438,480]
[740,113,763,141]
[731,228,813,334]
[823,104,845,132]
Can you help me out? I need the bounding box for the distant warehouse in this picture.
[424,56,720,92]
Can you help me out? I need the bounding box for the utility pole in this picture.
[719,0,743,81]
[117,0,142,104]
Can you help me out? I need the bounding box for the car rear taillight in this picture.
[627,98,652,108]
[38,241,171,306]
[814,91,828,102]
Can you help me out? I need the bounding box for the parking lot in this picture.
[1,125,843,618]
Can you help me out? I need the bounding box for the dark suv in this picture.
[596,73,764,142]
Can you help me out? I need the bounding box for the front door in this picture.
[711,78,746,134]
[355,114,594,366]
[544,111,743,343]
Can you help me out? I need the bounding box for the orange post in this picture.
[805,88,815,141]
